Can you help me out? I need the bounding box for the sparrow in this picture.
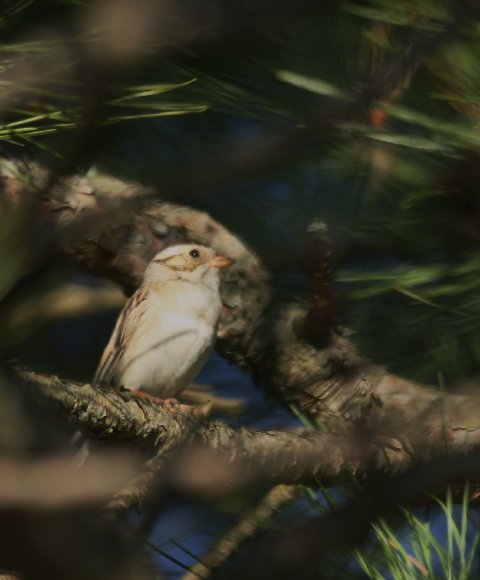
[93,244,231,398]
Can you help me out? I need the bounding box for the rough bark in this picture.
[18,369,480,489]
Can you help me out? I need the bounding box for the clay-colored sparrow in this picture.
[93,244,231,398]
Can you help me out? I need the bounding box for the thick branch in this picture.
[19,369,197,449]
[18,369,480,489]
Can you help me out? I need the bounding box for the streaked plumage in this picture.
[93,244,231,397]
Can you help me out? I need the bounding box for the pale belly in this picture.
[116,312,216,397]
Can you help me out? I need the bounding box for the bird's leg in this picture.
[128,388,190,413]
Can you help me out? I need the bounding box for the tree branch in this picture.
[18,368,480,490]
[181,484,301,580]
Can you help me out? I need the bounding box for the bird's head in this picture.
[144,244,232,285]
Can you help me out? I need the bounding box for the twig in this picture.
[108,438,182,513]
[182,484,300,580]
[180,386,246,416]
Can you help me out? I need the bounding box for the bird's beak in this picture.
[209,255,233,269]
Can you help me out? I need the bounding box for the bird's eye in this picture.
[189,249,200,259]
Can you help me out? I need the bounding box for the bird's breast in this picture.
[117,289,221,396]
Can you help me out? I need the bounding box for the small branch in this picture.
[107,437,182,513]
[180,386,246,416]
[182,484,300,580]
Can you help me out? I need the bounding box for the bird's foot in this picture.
[128,389,190,413]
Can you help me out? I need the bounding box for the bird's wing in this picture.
[93,285,149,387]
